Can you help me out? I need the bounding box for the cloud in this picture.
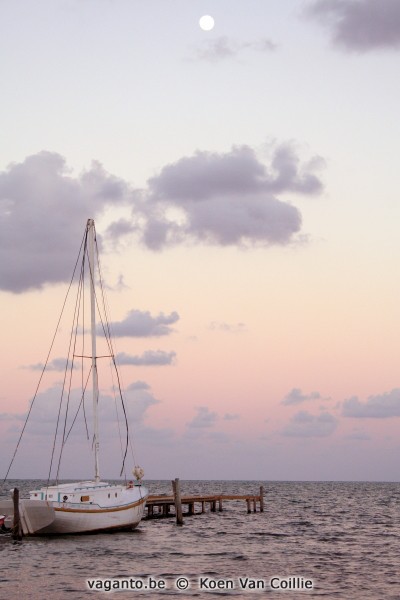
[123,382,161,423]
[187,406,218,428]
[305,0,400,52]
[0,152,129,293]
[24,357,75,372]
[148,144,322,201]
[0,413,24,422]
[1,142,324,292]
[126,381,150,391]
[193,36,276,62]
[139,144,323,250]
[104,310,179,337]
[344,429,371,440]
[4,378,161,440]
[223,413,240,421]
[116,350,176,366]
[342,389,400,418]
[282,388,323,405]
[282,410,338,437]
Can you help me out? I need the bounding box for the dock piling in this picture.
[12,488,22,541]
[172,478,183,525]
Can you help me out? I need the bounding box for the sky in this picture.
[1,0,400,482]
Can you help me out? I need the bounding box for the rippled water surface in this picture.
[1,480,400,599]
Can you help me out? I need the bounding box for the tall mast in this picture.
[87,218,100,483]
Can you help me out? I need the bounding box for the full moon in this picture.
[199,15,215,31]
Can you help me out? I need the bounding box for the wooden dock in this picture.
[146,480,264,524]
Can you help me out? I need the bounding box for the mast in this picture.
[87,218,100,483]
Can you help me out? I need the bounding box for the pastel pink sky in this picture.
[1,0,400,481]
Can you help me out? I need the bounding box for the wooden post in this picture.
[218,498,223,512]
[172,478,183,525]
[201,501,205,513]
[211,500,216,512]
[246,498,251,514]
[13,488,22,541]
[253,497,257,513]
[259,486,264,512]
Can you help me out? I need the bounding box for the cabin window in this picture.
[81,495,90,502]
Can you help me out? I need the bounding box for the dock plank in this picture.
[145,488,264,520]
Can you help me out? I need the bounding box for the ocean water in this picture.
[0,480,399,599]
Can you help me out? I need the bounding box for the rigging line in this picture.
[2,228,87,486]
[95,237,115,355]
[109,360,126,478]
[111,356,130,477]
[93,232,117,359]
[73,354,113,359]
[48,230,88,486]
[85,223,129,476]
[63,366,92,444]
[97,252,128,473]
[94,234,130,476]
[86,226,129,475]
[55,255,86,482]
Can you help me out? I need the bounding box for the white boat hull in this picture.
[0,481,149,535]
[40,496,147,534]
[31,482,148,535]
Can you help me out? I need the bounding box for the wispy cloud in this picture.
[342,389,400,418]
[304,0,400,52]
[116,350,176,366]
[23,357,74,372]
[209,321,246,333]
[344,428,371,440]
[281,410,338,437]
[193,36,276,62]
[103,310,179,337]
[223,413,240,421]
[187,406,218,428]
[281,388,324,406]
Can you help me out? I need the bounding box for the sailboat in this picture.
[0,219,148,535]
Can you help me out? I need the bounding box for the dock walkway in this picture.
[146,484,264,520]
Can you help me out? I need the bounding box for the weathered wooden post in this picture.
[13,488,22,541]
[246,498,251,514]
[172,478,183,525]
[253,497,257,512]
[218,498,223,512]
[201,501,205,513]
[259,486,264,512]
